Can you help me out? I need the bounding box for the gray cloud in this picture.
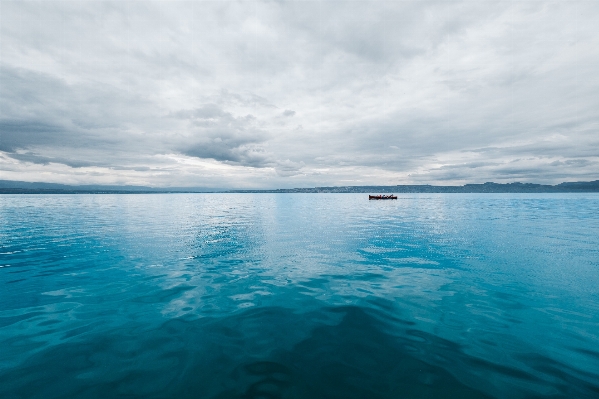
[1,1,598,187]
[275,159,305,177]
[6,152,98,169]
[0,121,65,152]
[183,139,270,167]
[174,104,271,167]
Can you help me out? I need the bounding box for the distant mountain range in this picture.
[229,181,599,193]
[1,179,599,194]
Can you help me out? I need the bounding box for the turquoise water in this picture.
[1,193,598,398]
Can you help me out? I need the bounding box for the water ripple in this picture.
[1,193,599,398]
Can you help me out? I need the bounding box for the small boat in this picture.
[369,195,397,200]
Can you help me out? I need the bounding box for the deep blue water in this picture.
[1,193,598,398]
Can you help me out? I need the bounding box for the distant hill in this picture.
[226,181,599,193]
[1,179,598,194]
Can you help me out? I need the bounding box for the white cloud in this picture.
[1,1,598,188]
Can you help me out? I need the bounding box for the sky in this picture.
[1,0,598,189]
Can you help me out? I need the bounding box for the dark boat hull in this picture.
[369,195,397,200]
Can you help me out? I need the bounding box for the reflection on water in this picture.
[1,193,599,398]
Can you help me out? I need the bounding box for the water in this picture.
[1,193,598,399]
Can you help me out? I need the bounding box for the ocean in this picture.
[1,193,598,398]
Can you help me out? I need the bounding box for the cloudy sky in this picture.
[1,1,598,188]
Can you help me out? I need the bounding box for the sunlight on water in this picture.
[1,193,598,398]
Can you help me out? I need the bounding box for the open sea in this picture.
[1,193,598,399]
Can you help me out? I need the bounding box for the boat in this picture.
[369,195,397,200]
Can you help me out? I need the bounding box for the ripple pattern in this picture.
[1,193,599,398]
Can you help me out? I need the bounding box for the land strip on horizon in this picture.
[1,180,598,194]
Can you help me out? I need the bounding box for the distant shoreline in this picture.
[1,180,598,194]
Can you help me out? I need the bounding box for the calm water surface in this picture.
[1,194,598,398]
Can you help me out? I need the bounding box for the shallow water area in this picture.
[1,193,598,398]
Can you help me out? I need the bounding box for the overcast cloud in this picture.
[1,1,598,188]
